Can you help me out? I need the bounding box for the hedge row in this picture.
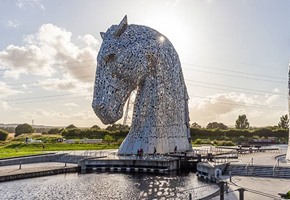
[190,128,288,138]
[61,128,128,140]
[61,127,288,140]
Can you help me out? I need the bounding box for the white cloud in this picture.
[166,0,180,7]
[0,44,53,78]
[0,23,99,91]
[0,81,23,98]
[37,76,93,93]
[16,0,45,10]
[0,100,21,111]
[78,34,100,47]
[7,20,21,28]
[189,92,286,127]
[0,100,10,110]
[265,94,280,105]
[22,108,99,126]
[64,103,78,107]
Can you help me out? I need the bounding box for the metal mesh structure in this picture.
[92,16,192,155]
[287,66,290,161]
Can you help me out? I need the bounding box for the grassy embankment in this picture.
[0,134,119,159]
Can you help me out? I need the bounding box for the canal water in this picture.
[0,171,218,200]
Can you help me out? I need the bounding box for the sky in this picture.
[0,0,290,128]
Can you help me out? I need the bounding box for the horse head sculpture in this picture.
[92,16,192,154]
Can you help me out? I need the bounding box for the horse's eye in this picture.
[105,53,116,63]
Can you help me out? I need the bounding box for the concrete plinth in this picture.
[79,157,180,173]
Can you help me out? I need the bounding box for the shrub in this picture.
[48,128,62,134]
[0,129,8,141]
[15,123,34,137]
[194,139,202,144]
[117,138,124,144]
[104,134,114,144]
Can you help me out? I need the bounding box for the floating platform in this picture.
[79,156,180,173]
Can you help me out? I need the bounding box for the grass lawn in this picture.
[0,142,120,159]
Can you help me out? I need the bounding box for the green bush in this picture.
[216,140,235,146]
[194,139,202,144]
[117,138,124,144]
[190,128,288,139]
[15,123,34,137]
[47,128,62,135]
[61,128,129,141]
[0,129,8,141]
[104,134,114,144]
[12,134,62,143]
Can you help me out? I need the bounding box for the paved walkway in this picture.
[212,151,290,200]
[0,162,77,177]
[232,151,289,167]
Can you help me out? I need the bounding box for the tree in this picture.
[0,129,8,141]
[104,134,114,144]
[106,123,130,131]
[190,122,201,129]
[91,125,101,130]
[278,114,289,129]
[66,124,77,129]
[15,123,34,137]
[235,114,250,129]
[48,128,62,134]
[206,122,228,130]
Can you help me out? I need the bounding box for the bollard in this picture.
[229,171,232,182]
[237,188,245,200]
[19,161,22,169]
[225,182,228,194]
[189,193,192,200]
[65,162,67,167]
[220,181,224,200]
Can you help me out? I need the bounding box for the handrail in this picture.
[272,158,280,176]
[245,158,253,173]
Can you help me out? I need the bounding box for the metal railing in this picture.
[272,158,280,176]
[245,158,253,174]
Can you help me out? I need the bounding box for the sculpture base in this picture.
[79,156,180,173]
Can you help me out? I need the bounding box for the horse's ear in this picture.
[114,15,128,37]
[100,32,105,39]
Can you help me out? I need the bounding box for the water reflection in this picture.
[0,171,218,200]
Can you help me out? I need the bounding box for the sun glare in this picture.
[159,35,165,43]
